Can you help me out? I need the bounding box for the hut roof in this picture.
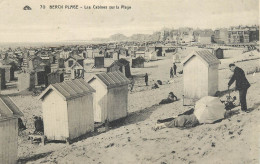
[88,71,130,89]
[73,54,84,61]
[182,50,220,66]
[118,58,130,65]
[64,55,84,62]
[47,70,63,76]
[213,47,223,51]
[71,61,84,69]
[108,58,130,68]
[39,79,95,101]
[0,95,23,121]
[64,56,76,62]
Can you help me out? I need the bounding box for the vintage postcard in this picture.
[0,0,259,163]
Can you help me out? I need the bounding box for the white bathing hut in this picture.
[182,50,220,99]
[87,71,130,123]
[0,96,23,164]
[39,79,95,141]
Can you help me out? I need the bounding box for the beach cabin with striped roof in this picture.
[87,71,130,123]
[0,95,23,164]
[39,79,95,141]
[181,50,220,99]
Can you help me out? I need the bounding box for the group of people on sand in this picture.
[153,63,251,131]
[130,62,178,92]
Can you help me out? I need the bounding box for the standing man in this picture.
[170,67,173,78]
[173,63,177,76]
[228,64,250,112]
[144,73,148,86]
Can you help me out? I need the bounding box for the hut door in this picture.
[37,72,45,85]
[119,66,123,72]
[60,74,64,82]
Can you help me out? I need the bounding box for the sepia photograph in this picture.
[0,0,259,163]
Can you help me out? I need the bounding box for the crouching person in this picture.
[159,92,178,104]
[34,116,44,135]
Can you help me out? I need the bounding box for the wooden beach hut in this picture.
[0,95,23,164]
[0,65,14,82]
[17,70,35,91]
[172,53,181,63]
[0,59,15,82]
[70,62,84,79]
[86,48,93,58]
[212,48,224,59]
[155,46,163,56]
[181,50,220,99]
[47,71,64,86]
[113,52,119,60]
[64,56,77,69]
[94,56,105,68]
[87,71,130,123]
[38,79,95,141]
[132,57,145,68]
[107,58,131,78]
[147,51,158,61]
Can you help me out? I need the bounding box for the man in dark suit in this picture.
[173,63,177,76]
[144,73,148,86]
[228,64,250,112]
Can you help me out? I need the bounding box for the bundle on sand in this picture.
[157,80,162,85]
[152,83,159,89]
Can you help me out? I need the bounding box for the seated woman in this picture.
[159,92,178,104]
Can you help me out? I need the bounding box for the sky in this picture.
[0,0,259,42]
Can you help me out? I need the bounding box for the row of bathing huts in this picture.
[0,45,224,92]
[0,71,130,164]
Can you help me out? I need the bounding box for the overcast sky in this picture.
[0,0,258,42]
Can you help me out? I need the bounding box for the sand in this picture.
[5,47,259,164]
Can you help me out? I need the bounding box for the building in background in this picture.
[213,28,228,44]
[228,26,249,43]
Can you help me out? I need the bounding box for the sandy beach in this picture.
[4,47,259,164]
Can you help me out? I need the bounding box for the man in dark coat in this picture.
[170,67,173,78]
[173,63,177,76]
[144,73,148,86]
[34,116,44,134]
[228,64,250,112]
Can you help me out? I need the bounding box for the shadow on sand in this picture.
[18,151,53,164]
[2,90,33,97]
[247,102,260,113]
[64,104,161,144]
[144,65,158,68]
